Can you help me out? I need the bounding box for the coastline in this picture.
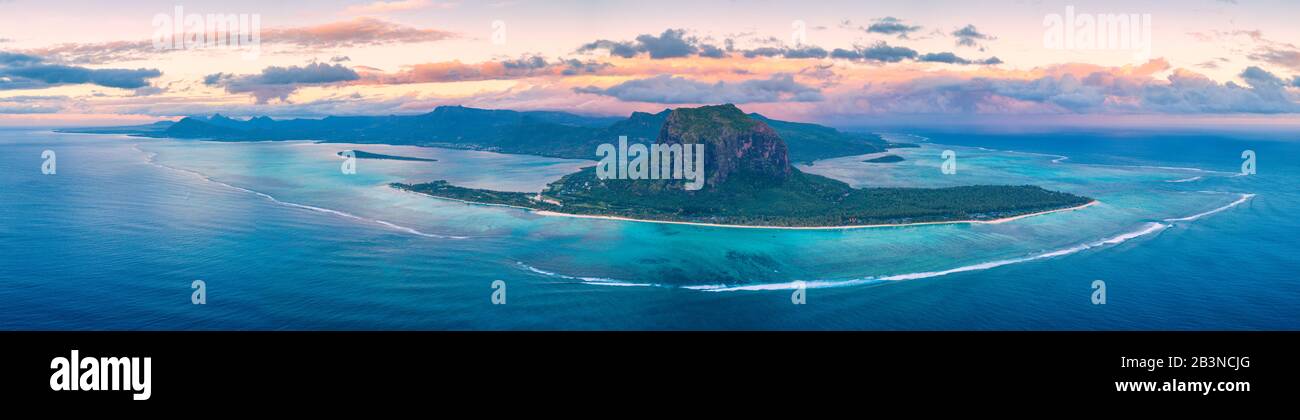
[530,200,1099,230]
[396,184,1099,230]
[394,180,1102,230]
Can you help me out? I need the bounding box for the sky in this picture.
[1,0,1298,127]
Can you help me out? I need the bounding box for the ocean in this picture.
[1,127,1296,330]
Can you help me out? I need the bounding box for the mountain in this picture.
[601,109,670,143]
[52,120,175,135]
[747,113,908,163]
[166,116,248,138]
[657,104,791,187]
[394,105,1092,228]
[61,105,905,163]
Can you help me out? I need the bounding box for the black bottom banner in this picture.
[1,332,1293,406]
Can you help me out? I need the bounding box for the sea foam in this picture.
[134,144,469,240]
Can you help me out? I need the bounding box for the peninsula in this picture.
[394,105,1092,228]
[338,150,437,162]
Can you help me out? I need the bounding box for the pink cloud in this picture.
[263,17,456,48]
[22,17,456,64]
[344,0,455,14]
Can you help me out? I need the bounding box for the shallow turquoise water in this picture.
[0,127,1295,330]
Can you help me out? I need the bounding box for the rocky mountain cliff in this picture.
[656,104,792,188]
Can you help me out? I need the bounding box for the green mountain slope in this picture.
[60,105,904,163]
[394,105,1092,228]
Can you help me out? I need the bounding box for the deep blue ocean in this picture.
[1,126,1296,330]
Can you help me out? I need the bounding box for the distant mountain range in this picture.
[61,105,913,163]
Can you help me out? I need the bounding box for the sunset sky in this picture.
[1,0,1298,126]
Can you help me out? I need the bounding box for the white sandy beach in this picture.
[531,200,1100,230]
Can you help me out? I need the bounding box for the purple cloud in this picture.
[205,62,359,103]
[0,51,160,90]
[575,74,823,104]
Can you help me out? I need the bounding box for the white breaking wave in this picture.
[887,132,1247,179]
[134,145,469,240]
[517,262,655,287]
[876,132,929,143]
[878,222,1169,281]
[518,261,884,291]
[684,278,885,292]
[519,222,1173,292]
[515,189,1254,293]
[1123,164,1236,175]
[943,143,1243,177]
[1166,176,1204,183]
[1000,148,1070,163]
[1163,193,1255,223]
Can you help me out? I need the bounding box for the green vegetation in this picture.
[338,150,437,162]
[393,169,1092,227]
[393,181,543,209]
[749,114,907,163]
[864,155,905,163]
[392,104,1091,228]
[79,104,1089,228]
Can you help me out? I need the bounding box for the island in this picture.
[64,103,1092,228]
[338,150,437,162]
[59,106,914,164]
[394,105,1094,228]
[864,154,905,163]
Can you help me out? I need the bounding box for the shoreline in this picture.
[392,182,1097,230]
[397,185,1099,230]
[530,200,1098,230]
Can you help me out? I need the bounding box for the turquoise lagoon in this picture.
[0,127,1295,330]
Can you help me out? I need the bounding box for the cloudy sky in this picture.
[1,0,1299,126]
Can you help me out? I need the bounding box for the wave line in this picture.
[133,144,469,240]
